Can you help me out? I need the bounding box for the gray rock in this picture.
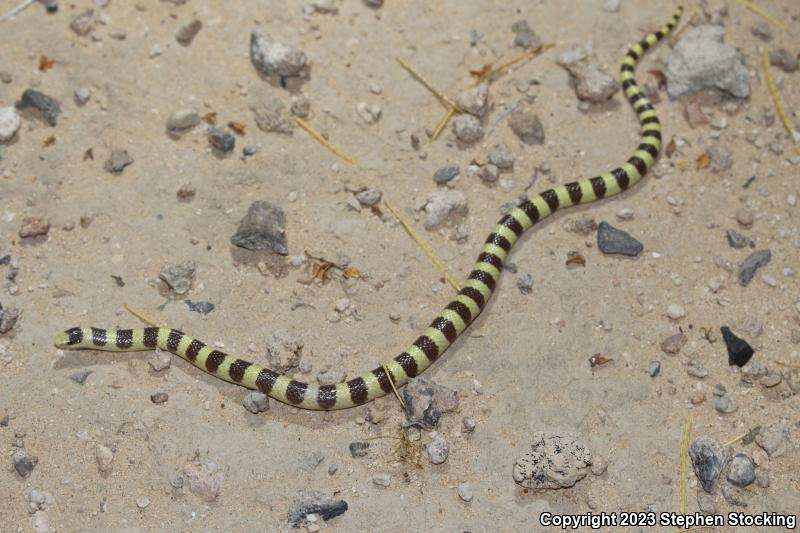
[602,0,620,12]
[665,26,750,99]
[252,98,294,134]
[372,473,391,487]
[452,114,483,143]
[175,19,202,46]
[556,45,589,68]
[564,215,597,235]
[755,423,790,458]
[508,109,544,145]
[348,441,369,458]
[423,190,468,230]
[726,229,751,249]
[103,149,134,174]
[182,461,223,502]
[597,221,643,256]
[738,250,771,286]
[457,482,474,502]
[0,106,21,142]
[687,357,708,379]
[566,63,620,102]
[18,89,61,126]
[287,490,348,528]
[648,361,661,377]
[512,432,592,490]
[511,20,540,49]
[69,370,93,385]
[697,492,716,514]
[150,392,168,404]
[660,332,687,354]
[487,143,514,169]
[735,209,754,227]
[714,395,737,414]
[708,144,733,172]
[185,300,214,315]
[230,201,289,254]
[689,435,725,492]
[721,484,748,507]
[726,453,755,487]
[0,303,20,334]
[148,350,172,372]
[166,109,200,132]
[750,21,772,41]
[402,376,459,430]
[426,434,449,465]
[158,260,197,295]
[12,451,36,478]
[265,334,303,372]
[481,164,499,183]
[455,83,489,117]
[242,391,270,413]
[355,188,382,207]
[95,444,113,472]
[517,273,534,294]
[69,8,94,36]
[433,165,460,184]
[208,126,235,153]
[769,48,798,73]
[243,145,258,157]
[250,32,309,79]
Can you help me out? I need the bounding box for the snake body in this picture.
[54,7,683,410]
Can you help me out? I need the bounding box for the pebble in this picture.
[69,8,94,36]
[0,106,21,142]
[714,395,737,414]
[252,98,295,134]
[19,217,50,238]
[209,126,235,153]
[355,188,382,206]
[12,451,36,478]
[185,299,214,315]
[726,228,751,248]
[721,326,753,367]
[616,208,634,220]
[513,432,592,489]
[648,361,661,377]
[457,483,474,502]
[516,273,534,294]
[487,143,514,169]
[426,434,449,465]
[708,144,733,172]
[686,357,708,379]
[690,391,706,405]
[147,350,171,372]
[158,260,197,295]
[665,26,750,99]
[250,32,309,79]
[150,392,169,404]
[136,496,150,509]
[769,48,798,73]
[287,491,348,528]
[726,454,755,487]
[565,63,620,102]
[18,89,61,126]
[481,164,499,183]
[755,423,790,458]
[327,463,338,475]
[455,83,489,117]
[433,165,460,185]
[175,19,202,45]
[265,335,304,372]
[602,0,620,12]
[243,145,258,157]
[508,108,544,145]
[402,376,459,429]
[737,250,770,286]
[183,461,223,502]
[462,417,476,433]
[511,20,540,49]
[697,492,717,514]
[348,441,369,458]
[423,190,468,230]
[27,489,54,513]
[735,209,753,227]
[69,370,93,385]
[372,473,391,487]
[760,372,782,388]
[104,149,134,174]
[0,304,20,334]
[666,303,685,320]
[355,102,381,124]
[230,200,289,255]
[166,109,200,132]
[660,332,687,354]
[721,485,747,507]
[750,21,772,41]
[242,391,270,413]
[689,436,724,492]
[452,114,483,143]
[596,221,642,256]
[73,87,92,105]
[290,95,310,118]
[32,511,50,533]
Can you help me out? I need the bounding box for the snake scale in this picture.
[54,7,683,410]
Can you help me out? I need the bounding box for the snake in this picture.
[54,7,683,410]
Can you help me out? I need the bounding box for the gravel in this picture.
[348,441,369,458]
[175,19,202,45]
[166,109,200,132]
[508,108,544,144]
[147,350,172,372]
[12,451,37,478]
[689,435,725,492]
[511,20,540,49]
[208,126,235,153]
[242,391,270,413]
[18,89,61,126]
[230,200,289,254]
[738,250,770,286]
[516,273,534,294]
[252,98,295,134]
[487,143,515,169]
[648,361,661,377]
[565,63,620,102]
[355,188,382,206]
[402,376,459,429]
[183,460,223,502]
[423,190,468,230]
[660,332,687,355]
[755,423,790,459]
[452,114,483,143]
[0,303,20,333]
[158,260,197,295]
[150,392,168,404]
[433,165,460,184]
[287,490,348,528]
[455,83,489,117]
[18,217,50,238]
[714,395,737,414]
[666,303,686,320]
[769,48,798,73]
[596,221,643,256]
[457,482,474,502]
[372,473,391,487]
[0,106,21,142]
[426,434,449,465]
[726,454,755,487]
[512,432,592,490]
[104,149,134,174]
[721,326,754,367]
[726,228,751,249]
[250,32,309,80]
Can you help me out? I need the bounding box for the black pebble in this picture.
[721,326,754,367]
[17,89,61,126]
[348,441,369,458]
[185,300,214,315]
[13,455,36,478]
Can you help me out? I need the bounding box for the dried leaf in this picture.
[565,251,586,267]
[228,121,246,135]
[648,69,667,90]
[695,151,711,170]
[83,148,94,161]
[203,111,217,124]
[589,354,613,367]
[469,63,493,78]
[665,137,676,158]
[343,266,361,279]
[38,55,55,71]
[42,136,56,147]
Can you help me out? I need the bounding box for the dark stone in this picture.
[17,89,61,126]
[287,490,348,528]
[69,370,93,385]
[104,149,134,174]
[185,300,214,315]
[738,249,771,286]
[13,452,36,478]
[433,165,459,184]
[689,436,725,493]
[721,326,754,367]
[402,376,459,430]
[209,126,235,153]
[230,201,288,255]
[348,441,369,458]
[725,229,751,249]
[597,221,643,256]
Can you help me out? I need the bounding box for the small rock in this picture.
[726,228,751,249]
[31,511,50,533]
[426,434,449,465]
[750,21,772,41]
[755,423,790,459]
[481,164,499,183]
[709,144,733,172]
[231,200,289,255]
[457,482,473,502]
[687,357,708,379]
[402,376,459,429]
[433,165,460,185]
[667,303,685,320]
[721,326,754,367]
[290,95,310,118]
[27,489,54,513]
[287,491,348,528]
[183,461,223,502]
[372,473,391,487]
[73,87,92,105]
[487,143,514,169]
[602,0,620,12]
[452,114,483,143]
[136,495,150,509]
[250,32,309,79]
[252,98,295,134]
[508,108,544,145]
[735,209,753,227]
[648,361,661,377]
[69,370,93,385]
[265,335,303,372]
[726,454,755,487]
[17,89,61,126]
[175,19,202,45]
[0,107,21,142]
[565,215,597,235]
[327,463,338,475]
[760,372,782,388]
[597,221,642,256]
[665,26,750,99]
[159,260,196,295]
[689,435,725,492]
[355,189,382,207]
[166,109,200,132]
[517,273,534,294]
[184,300,214,315]
[0,303,20,334]
[348,441,369,458]
[462,417,476,433]
[242,391,270,413]
[721,484,748,507]
[714,395,737,414]
[769,48,798,73]
[176,184,196,201]
[565,63,620,102]
[660,332,687,354]
[19,217,50,238]
[243,145,258,157]
[616,208,634,220]
[208,126,235,153]
[690,391,706,405]
[512,432,592,490]
[148,350,172,372]
[69,8,94,36]
[697,492,716,514]
[511,20,540,50]
[455,83,489,117]
[738,250,770,286]
[104,149,134,174]
[12,452,36,478]
[423,190,468,230]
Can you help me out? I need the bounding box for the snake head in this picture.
[53,327,84,348]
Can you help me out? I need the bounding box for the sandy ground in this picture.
[1,0,799,531]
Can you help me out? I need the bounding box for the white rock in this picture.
[95,444,114,472]
[0,106,21,143]
[457,482,474,502]
[667,303,686,320]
